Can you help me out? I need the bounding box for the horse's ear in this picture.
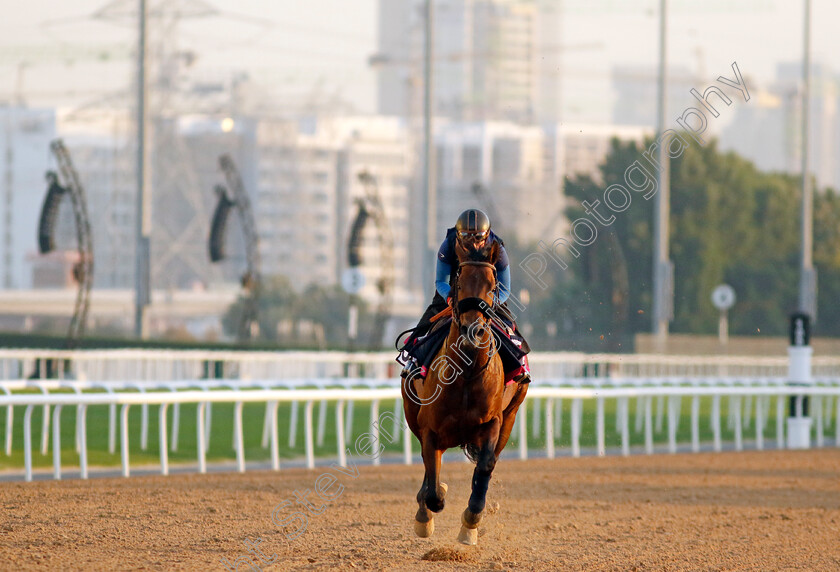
[489,240,500,263]
[454,239,469,261]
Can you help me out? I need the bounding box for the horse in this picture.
[401,239,529,545]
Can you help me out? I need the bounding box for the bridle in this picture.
[452,261,497,323]
[451,260,499,377]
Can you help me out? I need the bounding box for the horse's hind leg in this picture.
[414,431,446,538]
[458,419,500,546]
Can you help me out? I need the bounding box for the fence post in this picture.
[596,397,605,457]
[619,397,630,456]
[644,396,653,454]
[197,402,206,474]
[159,404,169,476]
[305,400,315,470]
[79,405,88,479]
[234,402,245,473]
[120,404,131,477]
[690,395,700,452]
[571,398,581,458]
[24,405,34,482]
[52,405,63,480]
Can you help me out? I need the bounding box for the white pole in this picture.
[798,0,816,318]
[270,401,280,471]
[596,397,605,456]
[305,400,315,470]
[24,405,33,482]
[653,0,671,346]
[421,0,436,289]
[52,405,63,480]
[159,403,169,476]
[197,402,206,474]
[336,400,347,468]
[545,399,555,459]
[79,405,88,480]
[134,0,151,338]
[690,396,700,452]
[120,404,131,477]
[234,402,245,472]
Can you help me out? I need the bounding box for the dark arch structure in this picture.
[208,154,261,342]
[37,139,93,350]
[347,171,394,350]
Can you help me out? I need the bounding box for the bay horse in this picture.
[401,239,528,545]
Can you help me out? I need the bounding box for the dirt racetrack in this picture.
[1,449,839,571]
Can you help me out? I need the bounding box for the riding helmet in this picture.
[455,209,491,235]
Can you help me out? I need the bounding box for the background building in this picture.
[376,0,539,123]
[611,64,700,128]
[0,106,56,290]
[56,109,135,289]
[257,116,415,306]
[434,120,558,244]
[719,62,840,192]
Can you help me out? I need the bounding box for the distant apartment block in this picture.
[257,116,415,305]
[434,120,560,245]
[611,64,701,128]
[550,123,651,185]
[719,62,840,192]
[55,112,259,291]
[433,121,650,248]
[376,0,539,123]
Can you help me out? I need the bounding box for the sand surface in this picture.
[1,450,839,571]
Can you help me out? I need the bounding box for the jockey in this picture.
[400,208,531,384]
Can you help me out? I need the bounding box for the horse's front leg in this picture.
[458,418,500,545]
[414,430,447,538]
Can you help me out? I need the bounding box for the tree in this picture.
[563,134,840,344]
[222,276,371,348]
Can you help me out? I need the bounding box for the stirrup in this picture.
[512,371,531,385]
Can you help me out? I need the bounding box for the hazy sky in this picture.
[0,0,838,122]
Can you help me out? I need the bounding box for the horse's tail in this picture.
[461,443,480,464]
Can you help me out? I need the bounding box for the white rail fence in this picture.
[1,382,839,482]
[4,375,840,467]
[7,349,840,381]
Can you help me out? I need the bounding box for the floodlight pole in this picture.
[798,0,816,320]
[652,0,672,348]
[421,0,436,295]
[134,0,151,338]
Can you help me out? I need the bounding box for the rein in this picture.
[451,260,499,379]
[452,261,497,322]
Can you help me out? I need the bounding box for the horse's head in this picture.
[452,239,499,351]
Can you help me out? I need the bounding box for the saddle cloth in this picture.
[402,317,527,382]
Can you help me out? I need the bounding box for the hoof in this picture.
[414,517,434,538]
[440,482,448,497]
[457,525,477,545]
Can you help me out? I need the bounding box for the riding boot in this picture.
[400,360,421,380]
